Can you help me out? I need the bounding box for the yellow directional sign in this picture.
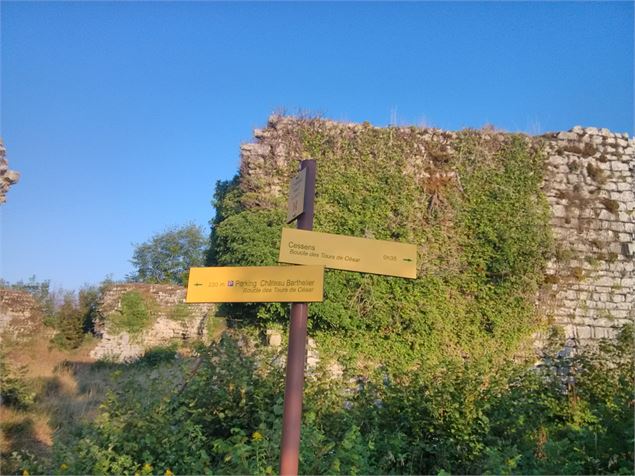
[186,265,324,303]
[278,229,417,279]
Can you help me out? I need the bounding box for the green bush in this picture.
[0,352,35,409]
[137,344,178,367]
[48,286,100,350]
[51,326,633,475]
[108,291,156,335]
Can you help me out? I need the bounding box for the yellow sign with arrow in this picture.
[186,265,324,303]
[278,228,417,279]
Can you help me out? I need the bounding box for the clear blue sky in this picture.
[1,1,633,290]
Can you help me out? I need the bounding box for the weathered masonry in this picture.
[542,127,634,347]
[240,116,634,350]
[0,139,20,204]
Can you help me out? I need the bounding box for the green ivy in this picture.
[207,122,553,370]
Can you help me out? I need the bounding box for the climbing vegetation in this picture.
[209,123,553,370]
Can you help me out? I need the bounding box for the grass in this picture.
[586,163,608,185]
[1,329,204,474]
[600,198,620,215]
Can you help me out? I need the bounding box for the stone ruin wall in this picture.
[0,139,20,204]
[240,116,635,351]
[542,127,634,349]
[90,283,215,362]
[0,288,43,340]
[1,121,632,357]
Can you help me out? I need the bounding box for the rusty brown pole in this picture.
[279,159,316,476]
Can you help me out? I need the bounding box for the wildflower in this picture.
[22,470,29,476]
[60,463,69,471]
[252,431,264,441]
[165,469,174,476]
[142,463,153,474]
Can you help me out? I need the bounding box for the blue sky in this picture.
[1,1,633,290]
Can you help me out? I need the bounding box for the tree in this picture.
[129,223,207,286]
[51,293,85,349]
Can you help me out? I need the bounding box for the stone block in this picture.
[576,326,593,339]
[266,329,282,347]
[551,204,567,217]
[611,161,630,172]
[558,132,579,141]
[595,276,615,287]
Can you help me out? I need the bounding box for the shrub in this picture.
[108,291,156,335]
[51,293,85,350]
[0,352,35,409]
[52,325,634,475]
[586,163,607,184]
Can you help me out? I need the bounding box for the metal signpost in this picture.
[185,157,415,476]
[279,159,316,476]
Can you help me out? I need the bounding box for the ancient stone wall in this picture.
[542,127,634,349]
[241,116,634,350]
[0,288,43,340]
[0,139,20,204]
[90,283,215,362]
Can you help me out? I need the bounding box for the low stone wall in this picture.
[90,283,215,362]
[0,288,42,340]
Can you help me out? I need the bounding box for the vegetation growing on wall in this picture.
[209,122,553,370]
[107,291,157,335]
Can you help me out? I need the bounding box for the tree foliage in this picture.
[129,223,207,286]
[50,286,100,349]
